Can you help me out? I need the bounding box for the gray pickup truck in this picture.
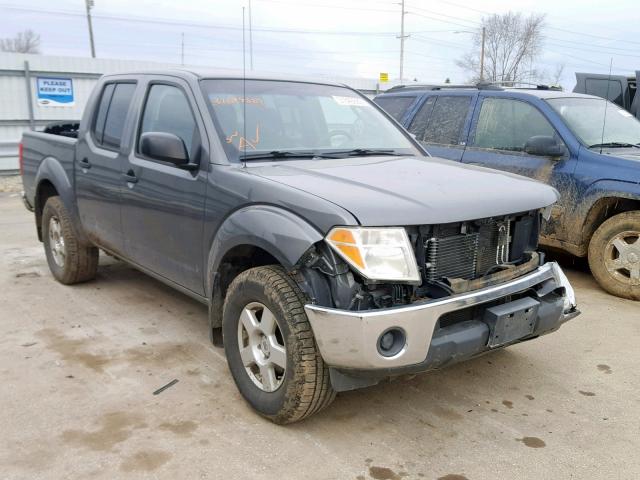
[20,69,578,424]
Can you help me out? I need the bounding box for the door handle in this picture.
[122,170,138,184]
[79,158,92,169]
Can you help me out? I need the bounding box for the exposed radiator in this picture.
[425,233,479,282]
[425,219,511,282]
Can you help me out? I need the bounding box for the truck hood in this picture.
[599,148,640,162]
[247,156,559,226]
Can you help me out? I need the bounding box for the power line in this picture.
[252,0,397,13]
[0,4,400,36]
[545,41,640,60]
[420,0,640,47]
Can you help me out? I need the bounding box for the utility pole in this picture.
[479,26,486,82]
[398,0,409,83]
[85,0,96,58]
[248,0,254,70]
[181,32,185,65]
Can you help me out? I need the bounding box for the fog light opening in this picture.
[377,328,406,357]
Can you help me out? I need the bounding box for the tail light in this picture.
[18,142,24,176]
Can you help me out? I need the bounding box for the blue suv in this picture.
[375,84,640,300]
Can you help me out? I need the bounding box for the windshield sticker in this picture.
[332,95,368,107]
[211,96,265,107]
[618,109,633,117]
[226,124,260,150]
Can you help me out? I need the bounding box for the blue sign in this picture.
[36,77,74,107]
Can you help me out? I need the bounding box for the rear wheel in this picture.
[222,265,335,424]
[42,196,99,284]
[588,211,640,300]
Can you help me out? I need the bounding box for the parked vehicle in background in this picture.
[20,69,578,423]
[573,72,639,119]
[375,84,640,300]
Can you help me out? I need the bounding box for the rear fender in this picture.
[34,157,89,244]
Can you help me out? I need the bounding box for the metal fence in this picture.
[0,52,384,174]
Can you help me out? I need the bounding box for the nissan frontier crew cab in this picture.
[20,69,578,424]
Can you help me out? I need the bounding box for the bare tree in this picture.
[0,30,41,54]
[457,12,545,84]
[550,62,565,85]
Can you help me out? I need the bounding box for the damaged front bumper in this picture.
[304,262,579,373]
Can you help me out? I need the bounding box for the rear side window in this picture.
[374,95,415,121]
[139,84,199,159]
[473,98,555,152]
[102,83,137,149]
[408,96,436,139]
[410,96,471,145]
[93,83,114,145]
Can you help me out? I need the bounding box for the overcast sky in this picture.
[1,0,639,89]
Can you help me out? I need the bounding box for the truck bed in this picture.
[21,129,78,206]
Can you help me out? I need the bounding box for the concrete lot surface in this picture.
[1,192,638,480]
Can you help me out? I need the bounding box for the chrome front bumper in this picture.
[304,262,578,370]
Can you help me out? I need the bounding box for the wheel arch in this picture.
[33,156,87,244]
[206,205,324,338]
[581,194,640,249]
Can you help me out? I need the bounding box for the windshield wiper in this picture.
[241,151,323,161]
[241,149,409,161]
[322,148,407,158]
[588,142,640,149]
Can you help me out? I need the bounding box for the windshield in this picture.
[200,79,419,161]
[546,97,640,148]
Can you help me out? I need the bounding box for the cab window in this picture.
[139,84,200,159]
[473,98,556,152]
[92,82,136,149]
[410,96,471,146]
[374,95,416,121]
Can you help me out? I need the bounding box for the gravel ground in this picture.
[0,175,22,193]
[0,193,638,480]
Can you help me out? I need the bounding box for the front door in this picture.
[120,79,208,295]
[76,81,137,253]
[461,96,578,241]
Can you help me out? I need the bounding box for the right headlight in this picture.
[325,227,421,283]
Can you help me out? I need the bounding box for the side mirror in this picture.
[140,132,189,166]
[524,135,566,157]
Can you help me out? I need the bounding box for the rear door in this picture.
[76,81,137,253]
[119,77,208,295]
[406,94,476,161]
[461,95,578,239]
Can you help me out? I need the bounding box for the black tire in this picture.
[42,196,99,285]
[588,211,640,300]
[222,265,335,424]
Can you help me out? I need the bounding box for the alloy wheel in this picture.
[48,216,66,267]
[237,302,286,392]
[604,230,640,286]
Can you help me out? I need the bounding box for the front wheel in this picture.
[222,265,335,424]
[588,211,640,300]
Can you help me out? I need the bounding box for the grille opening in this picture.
[424,217,513,284]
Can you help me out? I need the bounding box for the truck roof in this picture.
[101,67,346,88]
[381,83,599,101]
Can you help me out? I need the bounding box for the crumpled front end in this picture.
[305,261,578,374]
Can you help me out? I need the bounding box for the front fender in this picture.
[577,179,640,238]
[205,204,324,298]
